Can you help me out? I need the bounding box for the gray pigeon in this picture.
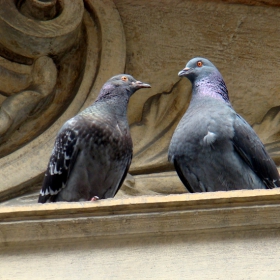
[38,74,151,203]
[168,57,280,192]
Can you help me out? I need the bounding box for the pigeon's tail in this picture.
[38,194,50,203]
[263,177,280,189]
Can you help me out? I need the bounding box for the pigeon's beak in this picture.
[178,67,191,77]
[133,81,151,89]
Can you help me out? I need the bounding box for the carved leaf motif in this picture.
[130,79,191,174]
[253,106,280,165]
[253,106,280,144]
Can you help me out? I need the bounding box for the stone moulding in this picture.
[1,189,280,245]
[0,0,126,202]
[0,0,84,58]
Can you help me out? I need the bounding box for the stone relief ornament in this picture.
[0,0,127,203]
[1,0,280,205]
[253,106,280,166]
[0,0,85,157]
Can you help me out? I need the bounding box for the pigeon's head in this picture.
[178,57,230,103]
[107,74,151,95]
[178,57,220,83]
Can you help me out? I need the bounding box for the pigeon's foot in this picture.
[90,196,100,201]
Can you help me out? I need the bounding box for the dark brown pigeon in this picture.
[38,74,151,203]
[168,57,280,192]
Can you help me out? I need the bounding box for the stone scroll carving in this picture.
[0,0,85,157]
[0,0,126,202]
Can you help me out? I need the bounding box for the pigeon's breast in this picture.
[169,99,235,159]
[79,116,132,162]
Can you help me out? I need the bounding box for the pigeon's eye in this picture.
[197,61,203,67]
[121,76,128,82]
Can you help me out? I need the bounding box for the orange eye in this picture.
[197,61,203,67]
[121,76,128,82]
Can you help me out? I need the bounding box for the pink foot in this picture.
[90,196,100,201]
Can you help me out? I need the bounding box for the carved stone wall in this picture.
[1,1,280,278]
[0,0,127,203]
[117,0,280,197]
[1,0,280,204]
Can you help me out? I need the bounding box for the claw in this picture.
[90,196,99,201]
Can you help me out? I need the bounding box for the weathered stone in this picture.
[1,1,280,278]
[1,190,280,279]
[117,0,280,176]
[0,0,126,201]
[1,0,280,202]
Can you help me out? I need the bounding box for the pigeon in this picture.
[38,74,151,203]
[168,57,280,192]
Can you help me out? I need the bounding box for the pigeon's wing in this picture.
[173,158,196,193]
[112,154,133,197]
[232,114,280,189]
[38,125,80,203]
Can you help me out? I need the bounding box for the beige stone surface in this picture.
[1,2,280,279]
[1,190,280,279]
[115,0,280,174]
[2,230,280,280]
[117,172,187,197]
[0,0,126,202]
[1,0,280,202]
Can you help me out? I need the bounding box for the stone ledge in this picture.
[1,189,280,245]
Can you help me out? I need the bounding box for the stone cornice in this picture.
[1,189,280,245]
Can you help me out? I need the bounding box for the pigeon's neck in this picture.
[95,94,130,118]
[192,73,230,104]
